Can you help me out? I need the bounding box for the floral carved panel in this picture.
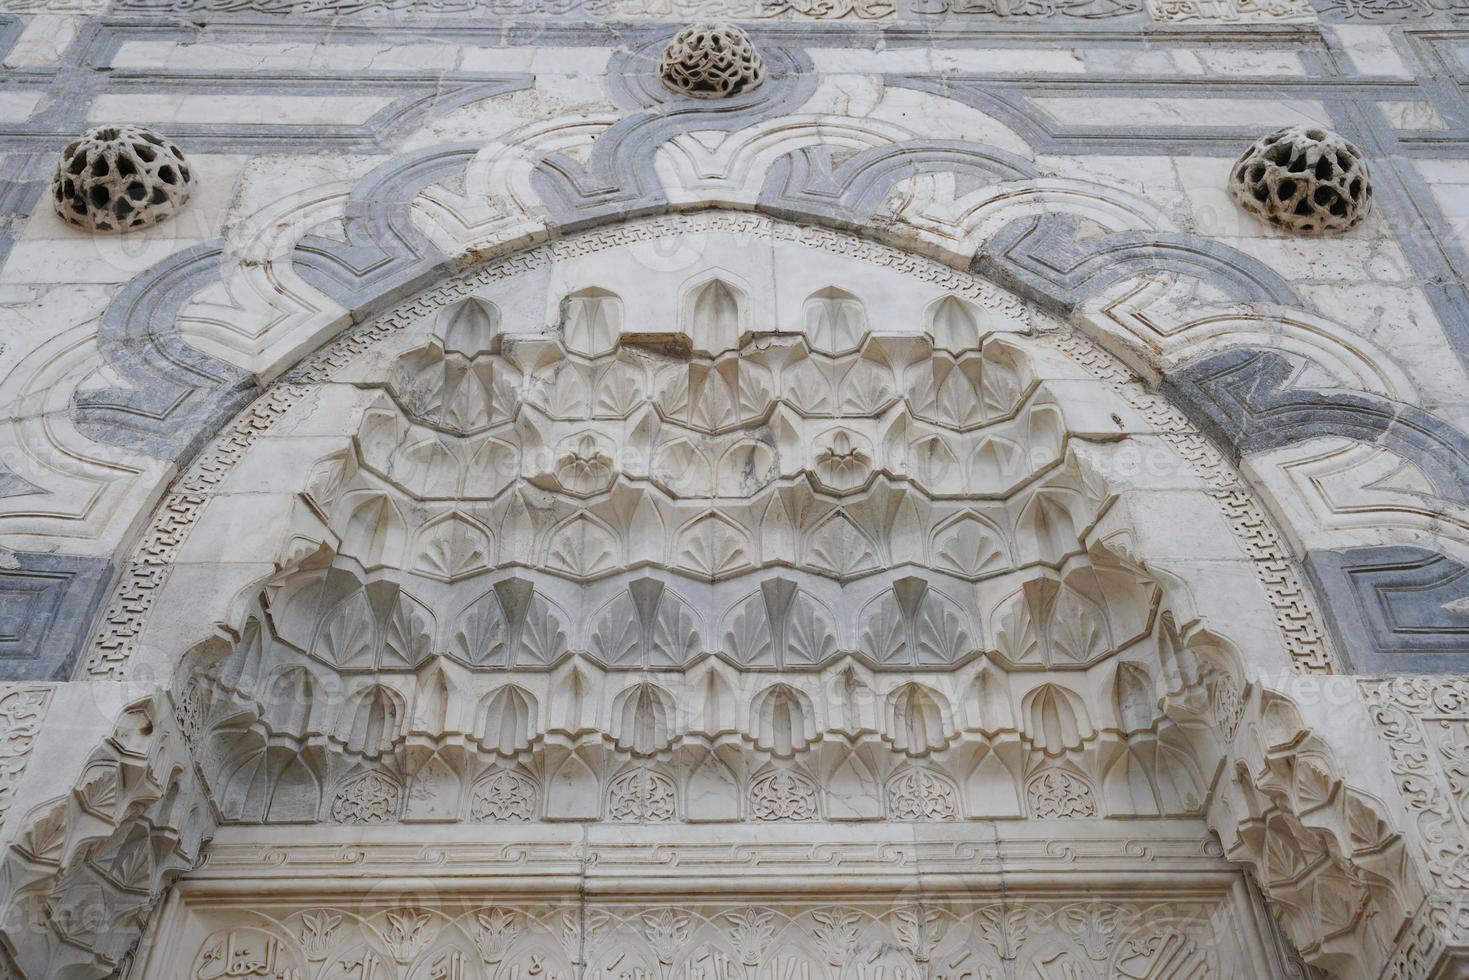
[1364,678,1469,891]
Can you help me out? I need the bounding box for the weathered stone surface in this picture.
[0,9,1467,980]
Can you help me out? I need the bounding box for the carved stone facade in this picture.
[2,6,1469,980]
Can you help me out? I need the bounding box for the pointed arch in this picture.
[475,685,539,756]
[611,682,678,757]
[885,683,950,756]
[749,683,816,757]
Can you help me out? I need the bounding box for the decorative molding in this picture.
[6,15,1469,980]
[1166,348,1469,502]
[193,825,1233,877]
[1381,896,1469,980]
[1313,0,1468,19]
[978,215,1301,317]
[0,553,111,681]
[532,40,817,230]
[908,0,1145,17]
[1052,332,1338,673]
[62,208,1430,978]
[1363,677,1469,891]
[761,0,894,15]
[94,0,1157,14]
[71,243,259,463]
[0,464,41,501]
[0,696,214,980]
[0,686,51,828]
[293,143,495,313]
[759,139,1038,229]
[108,0,764,13]
[1308,547,1469,674]
[1146,0,1312,21]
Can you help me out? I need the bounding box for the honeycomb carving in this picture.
[50,125,194,233]
[171,272,1213,832]
[658,23,765,100]
[1227,126,1372,236]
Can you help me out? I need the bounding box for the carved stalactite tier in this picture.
[8,219,1428,980]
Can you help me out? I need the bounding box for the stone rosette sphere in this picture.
[658,23,765,100]
[1228,126,1372,236]
[51,125,195,233]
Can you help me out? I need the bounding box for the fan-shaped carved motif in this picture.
[858,578,973,667]
[561,288,622,357]
[804,287,867,352]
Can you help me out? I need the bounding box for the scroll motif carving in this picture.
[760,0,893,16]
[329,770,403,824]
[886,766,960,820]
[750,768,819,821]
[607,767,678,822]
[1026,768,1098,818]
[0,686,52,827]
[1363,678,1469,890]
[469,769,537,822]
[911,0,1142,16]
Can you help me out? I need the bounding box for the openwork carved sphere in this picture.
[1228,126,1372,236]
[51,125,195,233]
[658,23,765,99]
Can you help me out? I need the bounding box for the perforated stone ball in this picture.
[658,23,765,99]
[51,125,195,233]
[1228,126,1372,236]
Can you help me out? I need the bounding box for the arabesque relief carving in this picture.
[176,897,1288,980]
